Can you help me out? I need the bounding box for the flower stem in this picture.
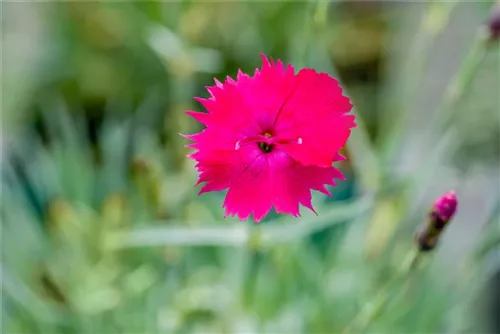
[427,32,489,136]
[381,1,458,161]
[342,248,424,334]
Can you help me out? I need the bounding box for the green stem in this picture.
[342,249,424,334]
[426,32,488,135]
[381,1,458,161]
[404,31,489,202]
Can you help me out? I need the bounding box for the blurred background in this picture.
[2,1,499,333]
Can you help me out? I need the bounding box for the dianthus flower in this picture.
[184,54,355,222]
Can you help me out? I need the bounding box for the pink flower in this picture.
[184,54,355,222]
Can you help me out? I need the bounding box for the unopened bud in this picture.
[415,191,458,251]
[487,3,500,42]
[433,190,458,222]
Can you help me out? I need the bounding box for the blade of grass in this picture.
[1,266,68,325]
[380,1,458,162]
[116,196,373,248]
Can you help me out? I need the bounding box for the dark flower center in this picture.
[258,142,273,153]
[258,132,274,153]
[236,132,301,154]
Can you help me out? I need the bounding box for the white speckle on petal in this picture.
[297,137,303,144]
[235,141,240,151]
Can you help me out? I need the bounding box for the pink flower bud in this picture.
[415,190,458,252]
[487,3,500,41]
[433,190,458,222]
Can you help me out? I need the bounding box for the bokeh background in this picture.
[2,1,500,333]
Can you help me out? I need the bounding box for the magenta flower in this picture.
[184,54,356,222]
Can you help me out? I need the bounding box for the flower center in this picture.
[258,142,273,153]
[258,132,274,153]
[234,132,302,153]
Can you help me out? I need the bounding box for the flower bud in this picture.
[415,191,458,251]
[487,3,500,42]
[433,190,458,222]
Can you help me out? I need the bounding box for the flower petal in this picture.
[222,151,272,222]
[222,149,345,222]
[275,69,355,167]
[194,81,259,138]
[267,150,344,217]
[188,129,260,195]
[235,54,297,130]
